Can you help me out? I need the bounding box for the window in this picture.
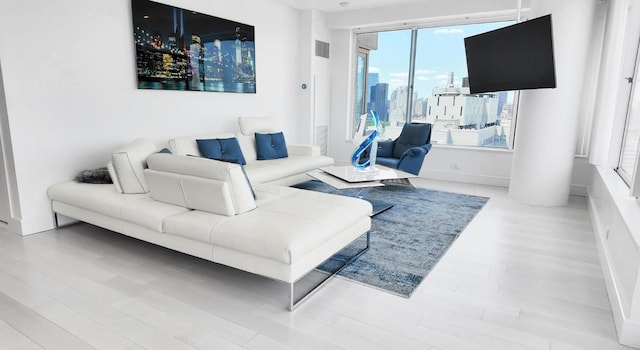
[353,21,517,148]
[353,49,368,134]
[353,30,412,139]
[617,43,640,197]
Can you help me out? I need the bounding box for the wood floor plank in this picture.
[120,290,257,346]
[0,318,45,350]
[0,292,94,350]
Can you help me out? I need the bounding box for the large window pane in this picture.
[357,29,412,140]
[414,22,515,148]
[618,76,640,188]
[353,21,518,148]
[353,50,367,135]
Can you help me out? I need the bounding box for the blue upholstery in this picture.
[392,123,432,159]
[372,123,432,176]
[376,157,400,169]
[376,140,394,158]
[255,132,288,160]
[197,137,247,165]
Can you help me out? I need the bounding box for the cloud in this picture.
[416,76,430,81]
[434,74,450,81]
[415,69,436,75]
[389,72,408,78]
[368,66,381,73]
[388,79,405,85]
[434,28,464,35]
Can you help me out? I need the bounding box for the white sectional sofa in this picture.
[47,117,373,310]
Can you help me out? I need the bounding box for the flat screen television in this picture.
[464,14,556,94]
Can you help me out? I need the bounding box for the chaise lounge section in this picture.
[47,117,373,309]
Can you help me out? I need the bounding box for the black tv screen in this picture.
[464,14,556,94]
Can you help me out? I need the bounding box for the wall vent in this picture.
[315,40,330,59]
[315,125,328,155]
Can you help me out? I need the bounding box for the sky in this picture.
[367,20,515,100]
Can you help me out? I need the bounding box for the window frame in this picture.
[616,39,640,197]
[350,14,523,150]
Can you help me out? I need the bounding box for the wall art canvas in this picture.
[131,0,256,93]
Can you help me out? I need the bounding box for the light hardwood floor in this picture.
[0,179,634,350]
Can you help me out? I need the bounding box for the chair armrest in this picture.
[397,144,432,175]
[400,144,432,159]
[286,144,320,157]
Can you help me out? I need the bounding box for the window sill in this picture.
[595,165,640,247]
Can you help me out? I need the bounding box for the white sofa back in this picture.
[168,133,259,163]
[109,138,158,194]
[144,153,256,216]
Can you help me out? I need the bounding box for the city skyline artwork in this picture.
[131,0,256,93]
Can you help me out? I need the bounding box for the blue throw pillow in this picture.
[197,138,247,165]
[255,132,288,160]
[157,147,172,154]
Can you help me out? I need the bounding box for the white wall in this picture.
[326,0,593,195]
[297,9,332,149]
[0,0,301,234]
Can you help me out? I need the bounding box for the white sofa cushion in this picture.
[237,116,278,135]
[107,161,123,193]
[145,153,256,216]
[47,182,149,219]
[120,197,190,232]
[235,133,258,162]
[243,155,334,185]
[163,184,372,264]
[111,138,158,194]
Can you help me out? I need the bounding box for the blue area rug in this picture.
[293,180,489,297]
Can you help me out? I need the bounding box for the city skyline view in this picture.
[356,20,517,148]
[367,20,515,100]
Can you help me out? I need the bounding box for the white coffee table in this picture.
[307,165,416,190]
[306,165,416,216]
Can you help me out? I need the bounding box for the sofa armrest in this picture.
[286,144,321,157]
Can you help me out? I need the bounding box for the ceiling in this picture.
[272,0,431,13]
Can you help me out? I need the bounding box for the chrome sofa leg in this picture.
[288,231,370,311]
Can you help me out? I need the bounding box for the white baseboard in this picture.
[12,214,56,235]
[570,184,588,197]
[421,170,588,197]
[587,192,640,349]
[420,170,510,188]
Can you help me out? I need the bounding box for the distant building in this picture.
[497,91,508,117]
[369,83,389,122]
[367,72,379,106]
[413,97,428,121]
[425,72,503,147]
[427,72,498,129]
[389,86,416,126]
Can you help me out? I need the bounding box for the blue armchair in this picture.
[372,123,432,175]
